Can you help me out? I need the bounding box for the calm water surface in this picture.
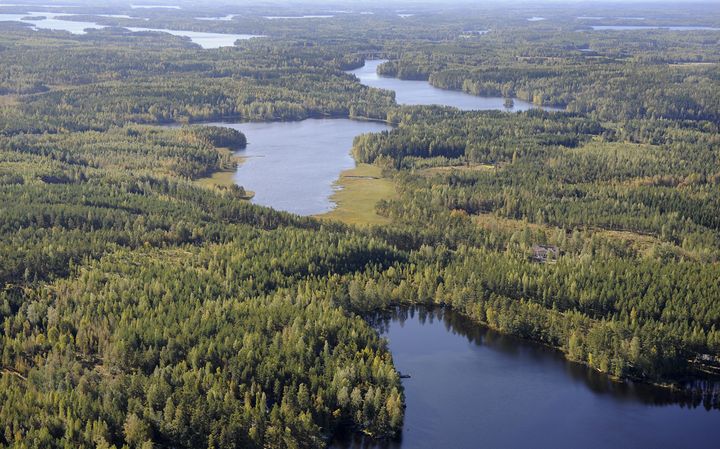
[130,4,181,9]
[348,60,562,112]
[0,11,261,47]
[206,59,569,215]
[264,15,334,19]
[589,25,720,31]
[126,27,261,48]
[207,119,390,215]
[0,12,105,33]
[333,308,720,449]
[197,14,237,21]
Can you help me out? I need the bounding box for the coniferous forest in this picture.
[1,1,720,448]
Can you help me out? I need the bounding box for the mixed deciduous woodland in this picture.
[1,1,720,448]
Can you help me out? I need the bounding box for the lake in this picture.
[200,60,566,216]
[348,60,561,112]
[0,12,105,33]
[0,11,261,47]
[589,25,720,31]
[205,119,390,216]
[332,307,720,449]
[197,14,237,21]
[130,4,181,9]
[264,15,334,19]
[125,27,261,48]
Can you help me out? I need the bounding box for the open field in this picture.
[418,163,496,177]
[0,95,18,106]
[193,168,237,189]
[317,163,396,226]
[192,153,255,198]
[474,213,703,261]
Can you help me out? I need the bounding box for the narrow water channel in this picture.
[348,60,562,112]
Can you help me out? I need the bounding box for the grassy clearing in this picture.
[473,213,547,233]
[193,148,242,189]
[0,96,18,107]
[473,213,702,260]
[593,229,700,260]
[317,164,396,226]
[194,168,237,189]
[418,164,496,177]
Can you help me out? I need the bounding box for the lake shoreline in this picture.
[349,59,564,112]
[193,118,391,216]
[331,304,720,449]
[315,163,396,226]
[192,152,254,199]
[370,302,718,391]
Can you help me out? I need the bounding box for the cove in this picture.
[205,119,390,216]
[348,60,562,112]
[332,307,720,449]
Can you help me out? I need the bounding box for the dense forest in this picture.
[1,1,720,448]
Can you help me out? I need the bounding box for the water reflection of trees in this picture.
[331,429,402,449]
[365,306,720,411]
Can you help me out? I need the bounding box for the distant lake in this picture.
[0,12,105,33]
[126,27,261,48]
[332,307,720,449]
[196,14,237,21]
[205,119,390,216]
[264,15,334,19]
[130,4,181,9]
[0,11,262,47]
[589,25,720,31]
[348,60,562,112]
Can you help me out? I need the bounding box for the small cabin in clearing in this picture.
[531,244,559,264]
